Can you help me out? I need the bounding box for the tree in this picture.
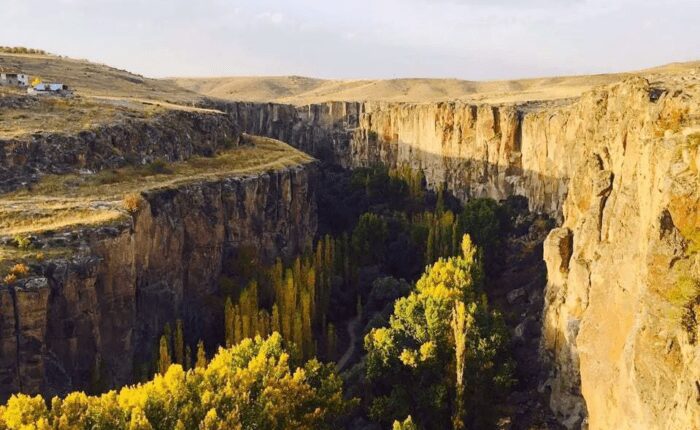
[158,335,171,375]
[185,345,192,371]
[195,340,207,369]
[0,335,355,430]
[326,323,337,361]
[352,213,388,266]
[393,416,419,430]
[364,235,512,429]
[224,298,235,347]
[271,304,281,335]
[451,302,473,430]
[174,319,185,366]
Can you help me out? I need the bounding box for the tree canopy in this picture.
[0,334,353,430]
[364,235,513,429]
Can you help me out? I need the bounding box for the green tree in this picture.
[224,297,235,347]
[174,319,185,366]
[364,235,511,429]
[352,213,388,266]
[195,340,207,369]
[0,335,354,430]
[393,415,419,430]
[157,335,171,375]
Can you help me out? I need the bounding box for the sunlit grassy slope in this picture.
[0,52,215,139]
[0,135,314,238]
[172,61,700,105]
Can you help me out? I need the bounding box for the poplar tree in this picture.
[224,298,235,347]
[157,335,171,375]
[233,305,243,344]
[184,345,192,370]
[271,304,281,335]
[174,319,185,366]
[451,302,471,430]
[195,340,207,368]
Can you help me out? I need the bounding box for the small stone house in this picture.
[0,68,29,86]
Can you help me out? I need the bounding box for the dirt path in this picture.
[335,312,362,372]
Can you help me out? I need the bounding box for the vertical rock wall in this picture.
[0,164,317,400]
[220,76,699,429]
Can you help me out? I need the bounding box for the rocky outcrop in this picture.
[0,164,317,400]
[341,79,699,429]
[0,110,241,192]
[207,101,359,166]
[216,74,699,429]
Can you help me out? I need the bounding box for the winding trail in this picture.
[335,312,362,372]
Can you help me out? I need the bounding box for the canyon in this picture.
[215,72,699,429]
[1,58,699,429]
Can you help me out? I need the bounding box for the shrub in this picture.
[12,234,31,250]
[145,159,172,175]
[3,274,16,284]
[123,193,143,214]
[0,46,47,55]
[9,263,29,278]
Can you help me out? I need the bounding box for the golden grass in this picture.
[171,61,700,105]
[0,246,72,274]
[0,53,221,140]
[0,52,199,102]
[0,95,166,139]
[0,135,314,237]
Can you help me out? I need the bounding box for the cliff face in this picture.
[0,165,316,399]
[221,76,699,429]
[0,110,241,192]
[356,78,699,429]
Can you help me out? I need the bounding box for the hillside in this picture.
[0,53,217,140]
[171,61,700,105]
[0,52,198,102]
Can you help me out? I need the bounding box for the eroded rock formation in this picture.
[0,165,316,399]
[0,110,241,192]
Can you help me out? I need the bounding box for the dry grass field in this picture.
[0,52,216,139]
[0,134,313,238]
[0,52,198,101]
[172,61,700,105]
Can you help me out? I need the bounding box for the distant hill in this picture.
[0,52,199,103]
[171,61,700,105]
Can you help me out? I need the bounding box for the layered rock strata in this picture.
[0,110,241,192]
[0,164,316,399]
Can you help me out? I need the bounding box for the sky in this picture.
[1,0,698,80]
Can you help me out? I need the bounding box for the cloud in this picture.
[256,11,285,25]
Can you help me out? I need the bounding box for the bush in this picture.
[122,193,143,214]
[144,159,172,175]
[12,235,31,250]
[0,46,47,55]
[8,263,29,278]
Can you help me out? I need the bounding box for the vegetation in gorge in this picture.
[0,334,352,430]
[1,162,524,429]
[362,236,513,429]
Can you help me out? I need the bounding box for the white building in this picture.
[27,82,71,95]
[0,68,29,86]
